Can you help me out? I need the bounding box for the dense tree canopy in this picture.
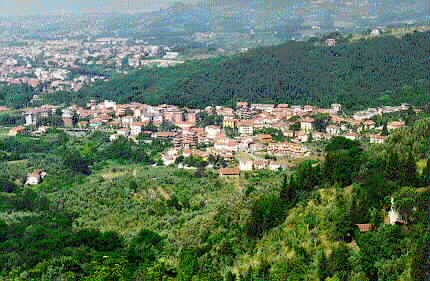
[0,118,428,280]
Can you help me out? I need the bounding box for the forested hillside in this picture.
[40,31,430,110]
[0,118,428,280]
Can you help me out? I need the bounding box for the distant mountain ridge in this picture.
[5,0,428,49]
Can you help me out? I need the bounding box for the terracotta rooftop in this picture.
[301,118,315,123]
[155,132,176,137]
[257,134,273,140]
[355,224,375,232]
[238,120,254,126]
[131,122,147,127]
[219,168,240,176]
[388,121,405,127]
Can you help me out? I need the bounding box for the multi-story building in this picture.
[130,122,146,136]
[223,117,237,128]
[205,125,222,139]
[300,118,315,132]
[174,130,198,149]
[24,105,58,126]
[238,120,254,135]
[326,125,340,136]
[62,108,75,127]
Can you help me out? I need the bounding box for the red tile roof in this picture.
[219,168,240,176]
[355,224,375,232]
[238,120,254,127]
[131,122,147,127]
[155,132,176,137]
[301,118,315,123]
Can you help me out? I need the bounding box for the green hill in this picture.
[44,31,430,110]
[0,118,428,280]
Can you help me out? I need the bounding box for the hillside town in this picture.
[0,38,183,95]
[10,100,416,175]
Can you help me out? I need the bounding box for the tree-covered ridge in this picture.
[40,31,430,110]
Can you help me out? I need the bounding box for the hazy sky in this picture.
[0,0,199,16]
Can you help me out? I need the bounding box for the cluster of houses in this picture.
[11,100,413,174]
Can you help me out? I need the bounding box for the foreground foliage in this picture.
[0,119,429,280]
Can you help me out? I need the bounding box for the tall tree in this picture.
[381,123,389,136]
[280,175,295,202]
[423,158,430,186]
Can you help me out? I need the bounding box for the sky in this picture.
[0,0,199,16]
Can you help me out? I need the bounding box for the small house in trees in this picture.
[387,121,405,131]
[32,126,50,136]
[331,104,342,114]
[344,132,359,141]
[325,38,337,46]
[25,170,47,185]
[8,126,26,136]
[355,224,375,233]
[363,120,376,130]
[369,134,386,144]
